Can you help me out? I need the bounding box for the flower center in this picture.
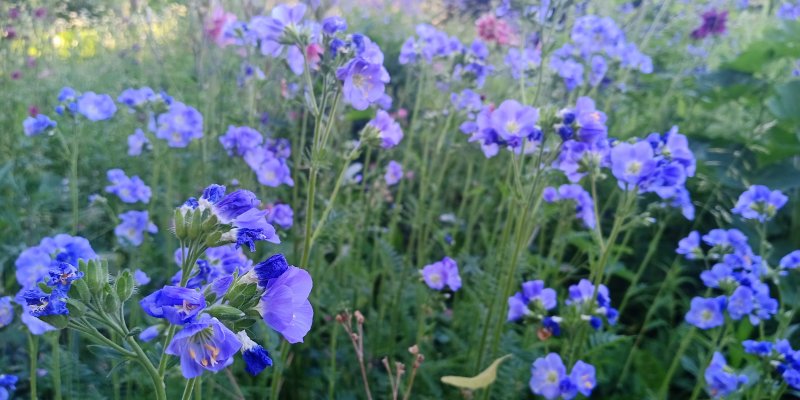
[626,161,642,175]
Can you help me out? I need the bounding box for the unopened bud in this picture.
[354,310,364,324]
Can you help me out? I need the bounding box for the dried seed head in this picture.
[408,344,419,355]
[354,310,365,324]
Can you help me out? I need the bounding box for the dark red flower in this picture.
[691,9,728,40]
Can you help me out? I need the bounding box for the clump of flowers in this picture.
[530,353,596,399]
[421,257,461,292]
[691,9,728,40]
[104,169,152,204]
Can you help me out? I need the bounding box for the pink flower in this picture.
[306,43,324,69]
[204,5,237,47]
[475,14,516,46]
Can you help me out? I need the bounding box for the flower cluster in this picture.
[399,24,462,65]
[171,245,253,290]
[219,126,294,188]
[156,102,204,148]
[553,98,696,219]
[0,374,18,400]
[142,252,313,378]
[704,352,747,398]
[384,160,403,186]
[543,184,596,229]
[741,339,800,391]
[104,169,152,204]
[530,353,596,399]
[505,35,542,80]
[178,184,280,251]
[731,185,788,222]
[475,14,516,46]
[421,257,461,292]
[22,114,56,136]
[335,34,391,110]
[460,99,541,158]
[115,210,158,246]
[365,110,404,149]
[14,234,97,334]
[549,15,652,90]
[778,1,800,19]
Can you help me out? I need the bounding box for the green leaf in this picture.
[767,80,800,122]
[440,354,512,390]
[725,21,800,73]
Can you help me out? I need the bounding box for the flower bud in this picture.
[72,277,91,303]
[174,208,187,239]
[115,270,135,303]
[204,304,246,322]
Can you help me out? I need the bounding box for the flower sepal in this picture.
[203,304,246,322]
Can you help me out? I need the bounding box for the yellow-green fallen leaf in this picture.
[440,354,513,390]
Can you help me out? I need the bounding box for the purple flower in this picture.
[451,89,483,112]
[253,254,290,288]
[267,204,294,230]
[21,287,68,318]
[490,100,540,148]
[165,316,242,378]
[134,269,151,286]
[77,92,117,121]
[15,235,97,289]
[0,297,13,328]
[0,374,18,399]
[542,184,596,229]
[140,286,206,325]
[421,257,461,291]
[257,265,314,343]
[685,296,726,329]
[156,102,203,148]
[336,57,390,111]
[212,189,260,223]
[732,185,788,222]
[219,125,264,156]
[705,352,747,398]
[23,114,56,136]
[368,110,404,148]
[48,262,84,289]
[691,9,728,40]
[529,353,567,399]
[139,325,160,342]
[128,128,150,156]
[243,147,295,187]
[505,46,541,80]
[677,231,702,260]
[507,280,557,322]
[117,87,156,110]
[384,161,403,186]
[322,16,347,34]
[104,169,152,204]
[610,141,657,190]
[114,210,158,246]
[570,360,596,397]
[566,279,617,326]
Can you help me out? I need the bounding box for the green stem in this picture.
[657,327,697,399]
[182,377,199,400]
[688,324,728,400]
[28,333,39,400]
[50,333,62,400]
[125,336,167,400]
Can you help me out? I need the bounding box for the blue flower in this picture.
[76,92,117,121]
[267,204,294,230]
[48,261,84,289]
[155,102,204,148]
[253,254,289,287]
[0,297,14,328]
[21,287,68,317]
[134,269,151,286]
[219,125,264,156]
[677,231,702,260]
[489,100,540,148]
[15,234,97,289]
[127,129,150,156]
[139,325,160,342]
[566,279,616,324]
[117,87,156,110]
[243,144,295,187]
[421,257,461,291]
[780,250,800,271]
[685,296,726,329]
[0,374,18,400]
[114,210,158,246]
[742,340,773,356]
[321,16,346,34]
[23,114,56,136]
[507,280,557,322]
[505,46,541,80]
[705,352,747,398]
[140,286,206,325]
[337,58,390,111]
[529,353,567,399]
[257,265,314,343]
[384,161,403,186]
[570,360,597,397]
[165,315,242,378]
[368,111,404,149]
[237,331,273,376]
[104,169,152,204]
[542,184,596,229]
[610,141,657,190]
[732,185,788,222]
